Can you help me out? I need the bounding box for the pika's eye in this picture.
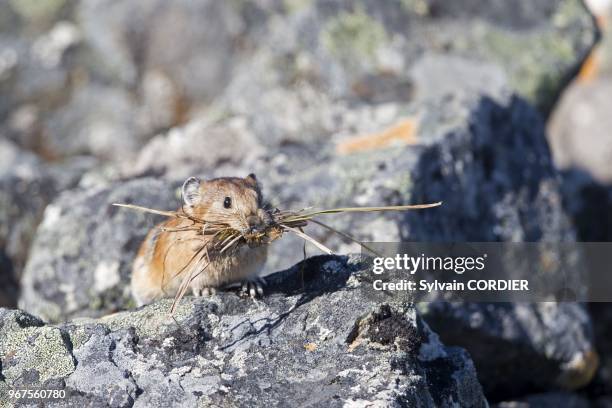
[223,197,232,209]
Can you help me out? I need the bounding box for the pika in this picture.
[131,174,273,306]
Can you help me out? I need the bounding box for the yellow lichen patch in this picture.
[304,342,317,352]
[336,119,418,155]
[322,8,388,63]
[0,326,76,384]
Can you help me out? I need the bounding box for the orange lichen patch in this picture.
[336,118,418,155]
[557,349,600,390]
[577,51,600,83]
[304,342,318,352]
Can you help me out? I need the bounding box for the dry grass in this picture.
[113,201,442,314]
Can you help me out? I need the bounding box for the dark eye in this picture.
[223,197,232,209]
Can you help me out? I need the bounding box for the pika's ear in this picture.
[181,177,201,207]
[245,173,258,187]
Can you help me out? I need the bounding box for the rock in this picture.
[548,75,612,185]
[421,302,598,399]
[547,70,612,408]
[221,88,595,398]
[403,94,573,242]
[584,303,612,401]
[494,391,591,408]
[397,93,599,397]
[43,85,140,161]
[0,0,596,162]
[19,177,177,321]
[2,255,488,407]
[76,0,244,105]
[213,0,595,133]
[0,140,94,302]
[125,117,264,181]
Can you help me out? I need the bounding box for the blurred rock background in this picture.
[0,0,611,405]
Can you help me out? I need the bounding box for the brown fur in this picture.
[131,175,270,306]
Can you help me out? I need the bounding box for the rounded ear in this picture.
[245,173,258,187]
[182,177,201,207]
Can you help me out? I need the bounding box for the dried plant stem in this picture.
[308,218,383,257]
[281,224,333,255]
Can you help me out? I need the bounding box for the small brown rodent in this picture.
[131,174,272,306]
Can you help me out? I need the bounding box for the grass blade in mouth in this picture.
[307,218,383,257]
[281,202,442,222]
[220,234,242,253]
[113,203,179,218]
[281,224,334,255]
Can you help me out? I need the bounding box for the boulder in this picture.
[19,178,177,321]
[212,0,596,136]
[2,255,487,407]
[0,140,93,307]
[1,0,596,161]
[421,302,597,399]
[548,76,612,185]
[397,94,599,398]
[494,391,590,408]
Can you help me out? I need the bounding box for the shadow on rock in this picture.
[403,95,598,401]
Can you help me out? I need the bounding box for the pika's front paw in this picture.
[192,287,217,297]
[240,278,265,298]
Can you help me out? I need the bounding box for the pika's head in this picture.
[181,174,273,236]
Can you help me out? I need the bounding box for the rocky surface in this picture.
[422,302,598,399]
[548,76,612,185]
[494,391,591,408]
[0,0,608,405]
[18,87,599,402]
[19,177,177,322]
[0,0,597,164]
[1,255,487,407]
[0,139,94,307]
[546,5,612,405]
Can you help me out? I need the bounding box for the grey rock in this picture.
[0,0,596,163]
[76,0,244,103]
[0,140,94,307]
[237,91,594,398]
[43,85,140,161]
[548,75,612,184]
[125,117,265,181]
[212,0,595,136]
[227,89,596,400]
[422,302,597,399]
[19,177,177,321]
[494,391,590,408]
[397,94,599,397]
[1,255,488,407]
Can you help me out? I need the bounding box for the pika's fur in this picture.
[131,174,272,306]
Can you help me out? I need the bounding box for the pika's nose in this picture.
[247,215,263,232]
